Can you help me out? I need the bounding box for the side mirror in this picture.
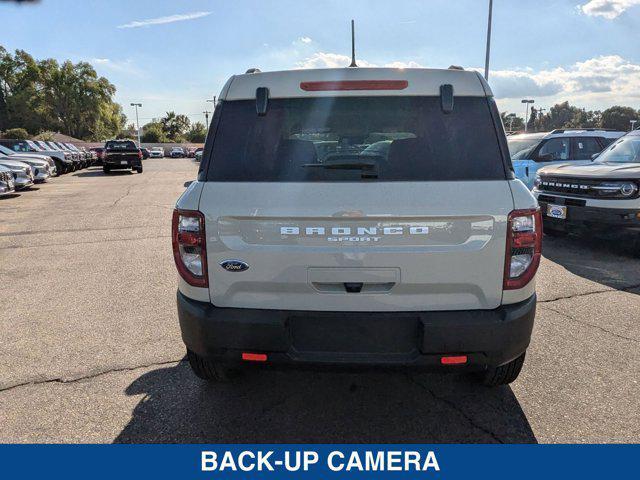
[256,87,269,116]
[538,153,554,162]
[183,181,193,188]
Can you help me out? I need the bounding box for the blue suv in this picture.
[508,129,624,189]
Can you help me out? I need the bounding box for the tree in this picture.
[140,121,167,143]
[500,112,524,132]
[186,122,207,142]
[601,106,638,131]
[160,111,190,141]
[1,127,29,139]
[0,45,126,140]
[33,131,56,141]
[527,107,539,132]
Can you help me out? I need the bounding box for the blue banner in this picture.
[0,444,637,479]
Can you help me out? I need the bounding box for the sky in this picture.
[1,0,640,125]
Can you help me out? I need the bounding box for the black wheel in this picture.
[187,349,231,382]
[480,352,526,386]
[135,166,143,174]
[543,224,567,237]
[103,166,110,174]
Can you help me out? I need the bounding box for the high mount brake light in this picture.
[299,80,408,91]
[503,208,542,290]
[172,209,208,287]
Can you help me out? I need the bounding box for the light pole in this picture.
[631,120,637,131]
[130,103,142,145]
[205,96,217,129]
[484,0,493,80]
[506,113,516,132]
[203,110,211,126]
[521,99,534,133]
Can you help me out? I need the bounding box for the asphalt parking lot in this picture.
[1,158,638,443]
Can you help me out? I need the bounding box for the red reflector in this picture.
[441,355,468,365]
[242,352,267,362]
[300,80,408,91]
[177,231,201,246]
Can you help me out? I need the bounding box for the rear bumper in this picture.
[177,291,536,370]
[538,198,640,234]
[104,159,142,169]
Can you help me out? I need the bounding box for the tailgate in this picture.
[199,181,514,311]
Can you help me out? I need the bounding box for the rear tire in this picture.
[187,349,231,382]
[481,352,526,386]
[135,166,143,174]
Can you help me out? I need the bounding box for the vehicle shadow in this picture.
[113,361,536,443]
[0,193,21,200]
[73,170,132,177]
[542,234,640,291]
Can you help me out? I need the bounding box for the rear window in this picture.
[106,140,137,150]
[205,96,506,182]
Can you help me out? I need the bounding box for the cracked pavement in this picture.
[1,158,639,443]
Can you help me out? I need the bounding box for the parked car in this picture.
[508,129,625,189]
[0,152,51,183]
[174,66,539,386]
[0,165,16,196]
[64,143,92,168]
[80,146,98,165]
[140,148,150,159]
[534,129,640,248]
[41,141,81,171]
[103,140,143,174]
[54,142,88,169]
[170,147,185,158]
[0,158,35,189]
[0,139,73,174]
[186,147,196,158]
[194,148,203,162]
[89,147,105,165]
[149,147,164,158]
[0,144,57,177]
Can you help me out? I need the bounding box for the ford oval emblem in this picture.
[220,260,249,272]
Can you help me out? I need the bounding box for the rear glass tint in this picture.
[205,96,506,182]
[106,140,137,150]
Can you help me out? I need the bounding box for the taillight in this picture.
[503,208,542,290]
[172,209,208,287]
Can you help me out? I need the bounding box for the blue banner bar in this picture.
[0,444,637,479]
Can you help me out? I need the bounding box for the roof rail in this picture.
[550,128,620,134]
[245,68,262,74]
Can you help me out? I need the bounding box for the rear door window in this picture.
[205,96,507,182]
[572,137,602,160]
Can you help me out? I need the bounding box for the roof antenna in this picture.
[348,19,357,67]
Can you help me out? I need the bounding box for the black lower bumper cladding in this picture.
[539,200,640,233]
[177,291,536,370]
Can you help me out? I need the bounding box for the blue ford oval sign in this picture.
[220,260,249,272]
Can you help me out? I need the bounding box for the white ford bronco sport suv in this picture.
[173,67,541,386]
